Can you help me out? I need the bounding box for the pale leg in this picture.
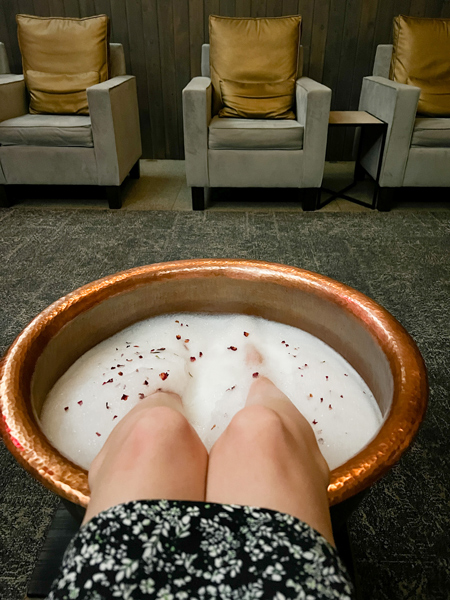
[82,391,208,525]
[206,375,335,546]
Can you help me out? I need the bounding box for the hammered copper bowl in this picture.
[0,259,428,509]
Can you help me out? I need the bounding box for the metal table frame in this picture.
[319,111,388,210]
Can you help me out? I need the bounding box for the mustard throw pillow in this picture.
[209,15,301,119]
[16,14,110,115]
[390,15,450,116]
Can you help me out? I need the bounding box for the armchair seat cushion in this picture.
[411,117,450,147]
[0,114,93,147]
[208,115,303,150]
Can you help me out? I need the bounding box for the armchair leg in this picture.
[302,188,319,211]
[106,186,122,209]
[0,185,12,208]
[376,187,395,212]
[192,187,206,211]
[130,160,140,179]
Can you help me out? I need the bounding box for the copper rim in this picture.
[0,259,428,508]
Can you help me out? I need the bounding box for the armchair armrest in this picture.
[182,77,212,187]
[0,75,28,122]
[296,77,332,187]
[358,76,420,187]
[87,75,142,186]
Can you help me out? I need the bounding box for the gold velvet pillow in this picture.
[16,14,110,115]
[390,15,450,116]
[209,15,301,119]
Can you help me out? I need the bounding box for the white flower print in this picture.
[47,500,354,600]
[139,577,156,594]
[263,561,286,581]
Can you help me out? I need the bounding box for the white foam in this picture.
[40,313,383,471]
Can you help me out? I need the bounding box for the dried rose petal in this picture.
[309,393,313,397]
[340,395,344,398]
[199,352,203,358]
[243,331,249,337]
[184,339,190,343]
[138,393,145,399]
[176,335,181,340]
[117,364,124,367]
[211,424,216,430]
[118,372,123,376]
[312,419,318,425]
[103,378,113,385]
[320,398,324,403]
[344,373,348,377]
[175,320,179,323]
[139,355,143,359]
[252,372,259,378]
[143,380,149,385]
[121,394,128,401]
[159,372,169,380]
[190,357,196,362]
[106,402,110,409]
[134,345,139,348]
[329,404,333,410]
[111,366,116,370]
[282,340,285,344]
[113,415,118,420]
[228,346,237,351]
[96,432,101,437]
[78,401,83,406]
[64,406,69,411]
[157,348,166,351]
[126,359,133,362]
[226,385,236,391]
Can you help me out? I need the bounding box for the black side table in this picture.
[319,111,388,210]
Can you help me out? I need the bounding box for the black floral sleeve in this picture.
[47,500,354,600]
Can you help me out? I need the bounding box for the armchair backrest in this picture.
[373,44,393,78]
[0,42,10,74]
[201,43,303,78]
[110,43,126,77]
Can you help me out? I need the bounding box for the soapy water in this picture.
[40,313,383,471]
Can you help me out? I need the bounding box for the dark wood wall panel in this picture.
[0,0,447,159]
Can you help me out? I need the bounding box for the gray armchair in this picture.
[183,44,331,210]
[357,44,449,211]
[0,42,142,209]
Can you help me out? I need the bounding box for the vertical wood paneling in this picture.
[189,0,204,76]
[252,0,267,17]
[235,0,251,16]
[126,0,153,157]
[78,0,96,16]
[18,0,35,15]
[141,0,166,158]
[63,0,81,17]
[173,0,191,156]
[297,0,314,76]
[157,0,180,157]
[48,0,65,16]
[204,0,220,41]
[1,0,448,159]
[308,0,331,82]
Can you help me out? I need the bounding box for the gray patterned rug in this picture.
[1,208,449,600]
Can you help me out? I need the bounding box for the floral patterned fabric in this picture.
[47,500,354,600]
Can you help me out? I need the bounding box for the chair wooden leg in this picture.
[106,186,122,209]
[130,160,140,179]
[0,185,12,208]
[376,187,395,212]
[302,188,319,211]
[192,187,206,211]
